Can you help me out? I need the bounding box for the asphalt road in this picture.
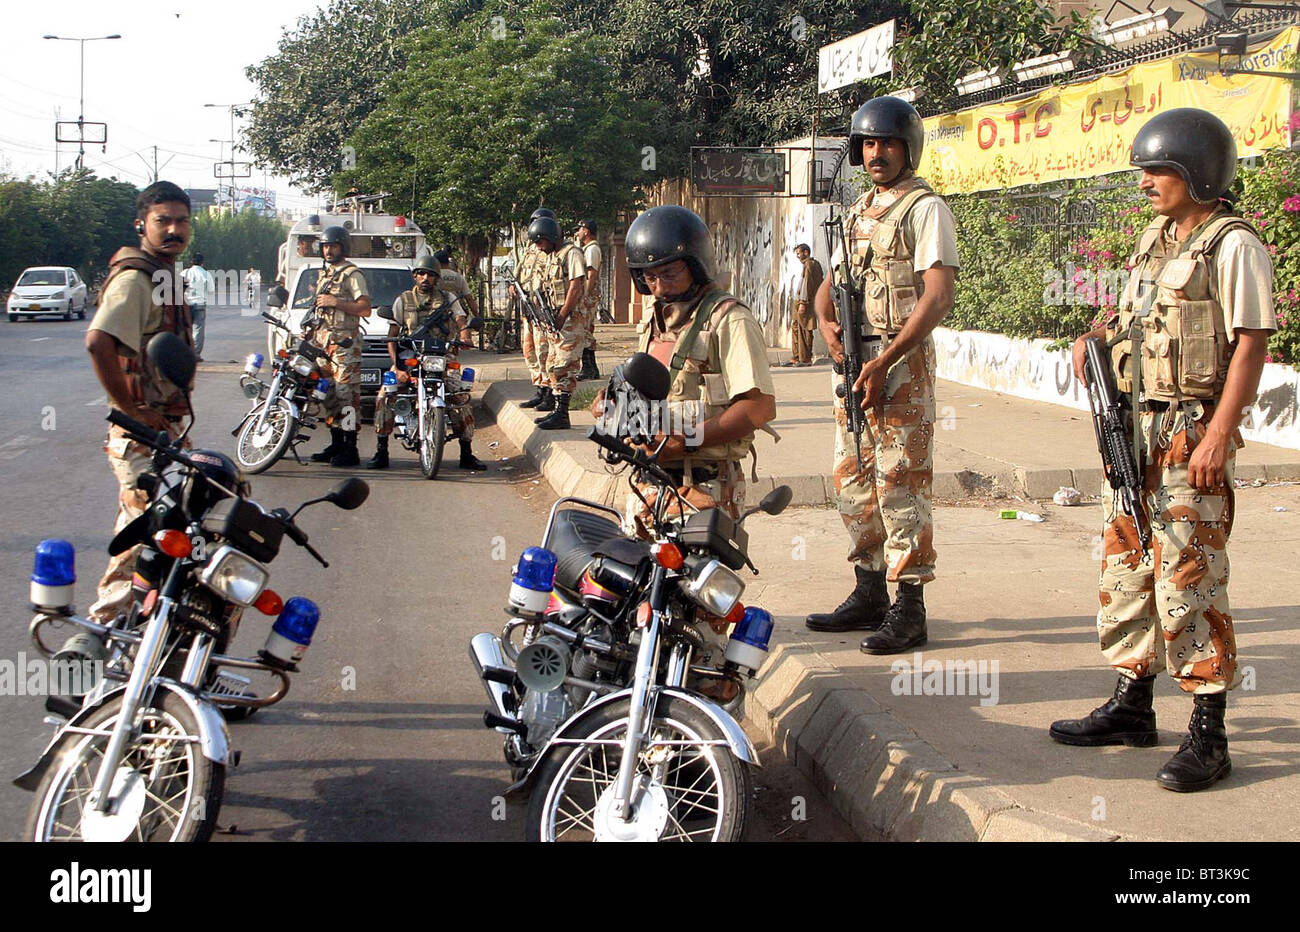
[0,305,850,842]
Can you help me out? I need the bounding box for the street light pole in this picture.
[43,34,121,170]
[205,102,252,211]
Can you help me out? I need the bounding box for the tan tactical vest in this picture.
[1112,211,1254,402]
[543,243,581,307]
[398,287,456,337]
[315,261,365,336]
[639,289,754,465]
[845,179,937,334]
[99,247,193,418]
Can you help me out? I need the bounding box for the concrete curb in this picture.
[741,644,1120,842]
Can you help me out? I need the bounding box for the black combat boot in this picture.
[366,434,390,470]
[860,582,928,654]
[330,431,360,468]
[519,385,548,409]
[1049,674,1158,747]
[311,427,344,463]
[805,566,891,632]
[580,348,601,381]
[536,394,571,430]
[1155,693,1230,791]
[458,438,487,471]
[532,388,557,419]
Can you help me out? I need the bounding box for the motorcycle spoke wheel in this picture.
[26,692,224,843]
[527,696,749,843]
[235,399,296,474]
[419,405,447,479]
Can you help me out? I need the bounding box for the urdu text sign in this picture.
[817,21,895,94]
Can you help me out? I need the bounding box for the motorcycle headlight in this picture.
[200,544,269,607]
[684,558,745,618]
[422,355,447,374]
[291,355,314,377]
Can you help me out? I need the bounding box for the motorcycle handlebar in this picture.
[107,408,168,447]
[586,427,676,488]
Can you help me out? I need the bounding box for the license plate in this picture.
[28,305,42,311]
[360,370,381,385]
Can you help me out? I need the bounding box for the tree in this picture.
[186,210,288,281]
[244,0,432,192]
[340,13,650,248]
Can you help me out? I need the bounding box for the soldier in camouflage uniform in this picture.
[530,215,588,431]
[366,251,485,471]
[516,208,557,411]
[1051,109,1277,792]
[84,181,196,624]
[308,225,371,468]
[804,97,958,657]
[576,218,602,380]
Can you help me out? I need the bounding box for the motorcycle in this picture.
[232,289,345,474]
[375,304,478,480]
[16,332,370,842]
[470,353,791,842]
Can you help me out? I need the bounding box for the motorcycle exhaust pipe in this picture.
[469,633,520,729]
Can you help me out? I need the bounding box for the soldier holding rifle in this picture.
[1050,109,1277,792]
[804,96,958,656]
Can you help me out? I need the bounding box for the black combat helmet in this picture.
[624,205,715,295]
[1130,108,1237,204]
[185,450,250,517]
[319,225,350,257]
[530,207,556,221]
[412,250,441,275]
[848,96,925,171]
[577,218,597,235]
[528,216,562,246]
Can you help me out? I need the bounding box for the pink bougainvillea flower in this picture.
[1288,111,1300,132]
[1282,195,1300,213]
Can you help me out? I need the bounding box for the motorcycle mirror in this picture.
[760,485,793,516]
[623,352,671,401]
[267,285,289,308]
[377,305,396,322]
[145,332,197,390]
[327,477,369,511]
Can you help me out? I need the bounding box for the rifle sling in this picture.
[667,290,731,387]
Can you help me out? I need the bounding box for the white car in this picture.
[7,266,89,321]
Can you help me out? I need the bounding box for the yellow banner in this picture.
[918,27,1298,194]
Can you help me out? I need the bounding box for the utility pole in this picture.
[44,34,121,170]
[205,102,252,211]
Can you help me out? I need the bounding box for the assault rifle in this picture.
[504,278,559,337]
[1083,336,1151,555]
[531,286,564,333]
[822,211,882,472]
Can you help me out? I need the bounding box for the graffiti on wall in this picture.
[711,210,775,327]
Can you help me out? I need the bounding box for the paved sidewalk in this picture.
[464,332,1300,841]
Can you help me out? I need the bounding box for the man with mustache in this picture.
[308,224,371,467]
[1050,109,1276,792]
[84,181,196,625]
[804,96,958,655]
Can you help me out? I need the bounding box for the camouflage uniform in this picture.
[374,286,475,441]
[581,240,603,352]
[626,285,775,535]
[1096,211,1275,694]
[832,179,956,585]
[544,242,590,394]
[86,248,194,624]
[311,260,368,427]
[516,244,551,386]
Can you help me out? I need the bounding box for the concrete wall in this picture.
[933,326,1300,451]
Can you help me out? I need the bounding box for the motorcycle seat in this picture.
[550,509,623,592]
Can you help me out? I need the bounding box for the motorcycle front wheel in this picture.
[235,396,297,474]
[25,692,225,842]
[526,696,750,842]
[419,404,447,479]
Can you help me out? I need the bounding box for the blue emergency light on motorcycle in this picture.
[381,370,398,393]
[507,547,557,617]
[312,377,332,402]
[243,353,264,376]
[30,539,76,612]
[460,367,475,384]
[261,597,321,668]
[724,607,774,677]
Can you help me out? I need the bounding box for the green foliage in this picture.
[1236,145,1300,366]
[244,0,432,191]
[340,13,649,244]
[0,170,137,288]
[186,211,288,280]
